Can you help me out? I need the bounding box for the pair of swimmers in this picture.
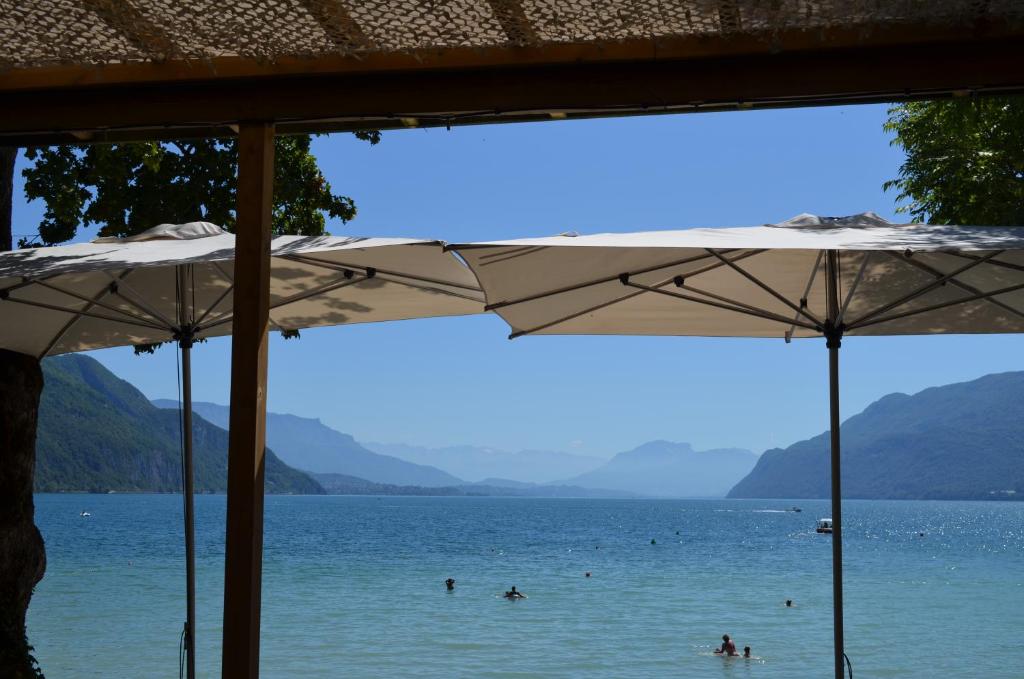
[714,634,751,658]
[503,586,526,599]
[713,600,792,658]
[445,579,527,599]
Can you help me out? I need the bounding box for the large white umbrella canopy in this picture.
[0,221,483,679]
[454,212,1024,340]
[0,222,484,356]
[451,212,1024,679]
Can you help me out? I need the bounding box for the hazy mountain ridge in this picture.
[363,441,606,483]
[313,473,639,498]
[151,402,755,497]
[37,356,321,494]
[557,440,758,497]
[153,399,462,487]
[38,357,1024,501]
[728,371,1024,500]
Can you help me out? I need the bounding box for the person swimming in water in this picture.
[714,634,739,656]
[503,586,525,599]
[785,599,793,607]
[743,646,751,658]
[445,578,455,591]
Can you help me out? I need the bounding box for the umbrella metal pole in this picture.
[827,332,845,679]
[181,336,197,679]
[824,250,845,679]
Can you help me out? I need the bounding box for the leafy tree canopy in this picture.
[21,132,378,246]
[884,97,1024,226]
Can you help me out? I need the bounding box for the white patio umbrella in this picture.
[0,222,484,679]
[451,212,1024,679]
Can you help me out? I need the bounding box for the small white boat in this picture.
[80,511,91,517]
[816,518,832,534]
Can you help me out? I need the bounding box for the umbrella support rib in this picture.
[0,293,167,331]
[472,244,550,265]
[885,251,1024,322]
[669,278,813,326]
[197,271,372,333]
[508,287,652,338]
[37,270,136,358]
[942,251,1024,274]
[106,272,181,329]
[824,250,846,679]
[194,283,235,328]
[281,253,484,293]
[786,251,824,342]
[377,275,487,304]
[837,253,870,325]
[623,279,819,330]
[484,249,757,312]
[845,250,1002,328]
[25,276,170,330]
[285,254,483,302]
[706,248,823,326]
[509,271,818,340]
[848,278,1024,331]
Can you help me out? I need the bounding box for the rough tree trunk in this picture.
[0,350,45,678]
[0,147,15,251]
[0,148,45,677]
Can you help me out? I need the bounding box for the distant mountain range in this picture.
[152,404,756,497]
[557,441,758,497]
[312,473,639,498]
[729,372,1024,500]
[32,357,1024,501]
[363,442,607,483]
[37,357,748,499]
[152,400,461,487]
[37,356,321,494]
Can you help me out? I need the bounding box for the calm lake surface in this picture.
[28,494,1024,678]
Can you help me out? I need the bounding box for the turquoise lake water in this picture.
[27,494,1024,678]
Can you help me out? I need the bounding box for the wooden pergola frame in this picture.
[3,24,1024,145]
[3,12,1024,679]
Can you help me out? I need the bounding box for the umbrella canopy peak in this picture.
[770,211,899,229]
[93,221,228,243]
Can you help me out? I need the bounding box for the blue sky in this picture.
[13,104,1024,457]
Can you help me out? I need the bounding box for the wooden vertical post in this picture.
[222,122,274,679]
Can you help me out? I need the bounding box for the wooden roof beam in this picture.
[485,0,540,47]
[2,31,1024,144]
[2,20,1019,93]
[298,0,374,51]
